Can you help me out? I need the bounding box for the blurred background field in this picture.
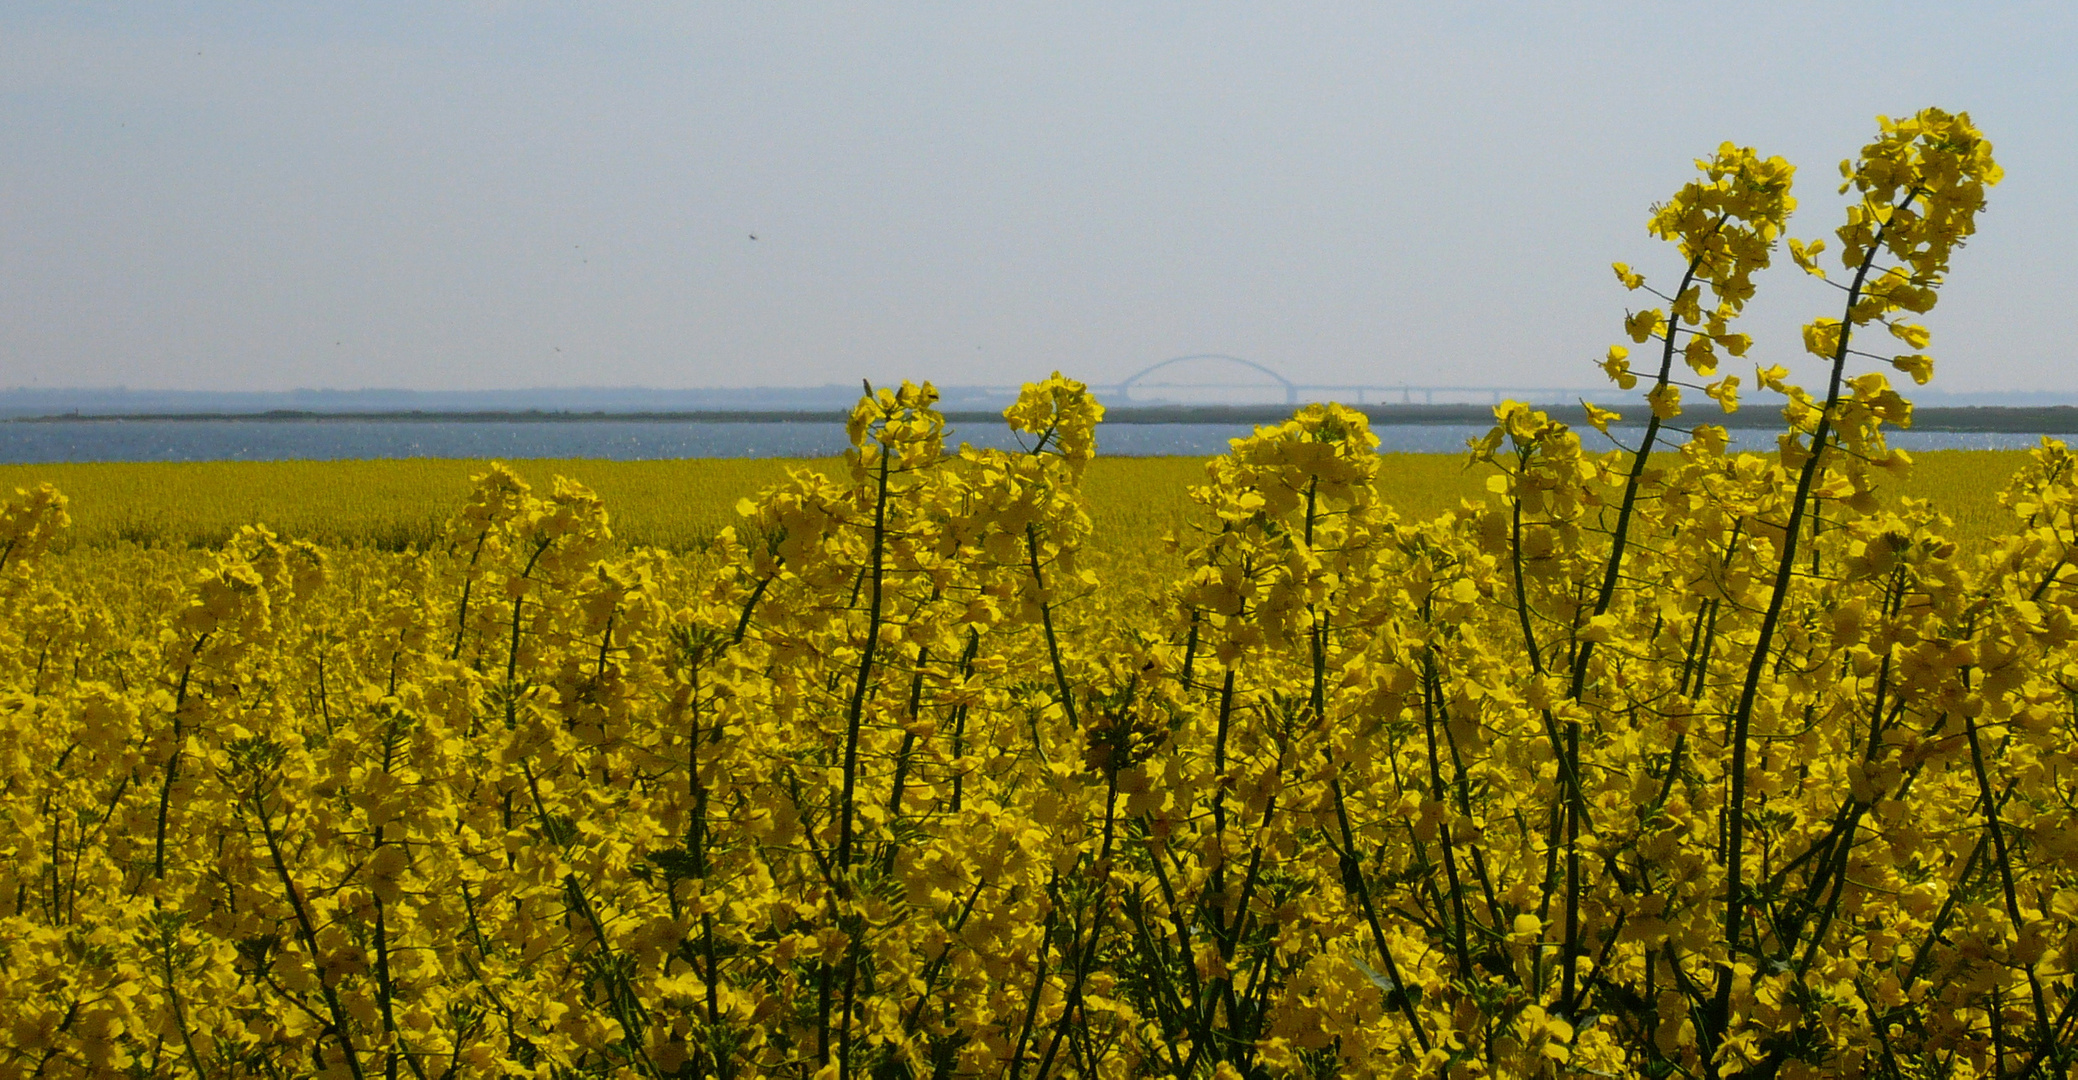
[0,458,815,552]
[0,448,2036,558]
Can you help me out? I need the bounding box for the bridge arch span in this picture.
[1113,354,1296,405]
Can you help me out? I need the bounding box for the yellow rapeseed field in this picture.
[0,448,2021,555]
[5,111,2070,1080]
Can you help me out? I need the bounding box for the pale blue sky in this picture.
[2,3,2070,394]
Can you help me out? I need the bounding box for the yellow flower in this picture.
[1789,236,1828,277]
[1891,353,1935,384]
[1706,375,1741,412]
[1646,382,1682,420]
[1601,345,1638,389]
[1802,317,1843,358]
[1625,308,1666,344]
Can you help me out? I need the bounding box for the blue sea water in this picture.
[0,419,2066,464]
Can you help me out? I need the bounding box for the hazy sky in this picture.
[2,3,2071,394]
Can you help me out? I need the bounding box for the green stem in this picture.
[254,778,367,1080]
[829,431,893,1074]
[1712,192,1909,1041]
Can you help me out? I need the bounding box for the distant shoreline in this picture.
[12,403,2078,434]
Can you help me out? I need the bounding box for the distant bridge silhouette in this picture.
[1116,354,1298,403]
[1104,354,1592,406]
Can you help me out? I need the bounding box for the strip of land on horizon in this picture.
[13,403,2078,433]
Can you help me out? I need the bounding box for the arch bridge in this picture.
[1106,355,1588,406]
[1112,355,1298,405]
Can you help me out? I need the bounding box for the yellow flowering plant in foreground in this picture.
[3,109,2073,1079]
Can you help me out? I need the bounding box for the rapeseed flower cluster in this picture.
[2,110,2071,1080]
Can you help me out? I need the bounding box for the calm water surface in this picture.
[0,419,2065,464]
